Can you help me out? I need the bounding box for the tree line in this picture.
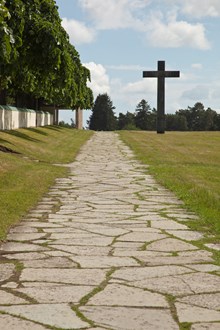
[0,0,93,110]
[89,94,220,131]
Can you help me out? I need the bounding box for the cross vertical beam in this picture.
[143,60,180,134]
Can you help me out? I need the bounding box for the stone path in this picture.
[0,132,220,330]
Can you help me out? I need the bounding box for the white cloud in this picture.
[147,15,210,49]
[78,0,148,30]
[61,18,96,45]
[181,85,210,100]
[83,62,111,96]
[180,0,220,18]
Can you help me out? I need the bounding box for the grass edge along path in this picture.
[0,126,93,241]
[119,131,220,245]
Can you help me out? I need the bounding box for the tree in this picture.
[0,0,93,110]
[134,99,157,130]
[177,102,219,131]
[89,93,117,131]
[166,114,188,131]
[118,111,136,130]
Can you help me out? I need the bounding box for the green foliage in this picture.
[0,0,93,109]
[89,93,117,131]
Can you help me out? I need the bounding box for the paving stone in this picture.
[0,242,49,252]
[2,252,47,260]
[177,293,220,310]
[22,257,78,268]
[88,284,168,307]
[80,306,179,330]
[112,265,192,282]
[6,233,48,241]
[175,302,220,323]
[113,249,172,257]
[49,245,111,256]
[166,230,204,241]
[70,256,139,268]
[151,220,188,230]
[0,264,15,282]
[135,254,214,265]
[0,314,48,330]
[0,290,29,304]
[191,324,220,330]
[9,226,39,233]
[20,268,107,285]
[15,285,94,303]
[48,236,114,246]
[132,272,220,296]
[2,282,18,289]
[0,304,89,329]
[117,232,167,242]
[147,238,198,252]
[185,264,220,272]
[205,243,220,251]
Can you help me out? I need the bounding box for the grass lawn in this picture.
[119,131,220,245]
[0,126,93,241]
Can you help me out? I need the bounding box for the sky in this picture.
[56,0,220,126]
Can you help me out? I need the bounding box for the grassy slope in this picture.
[0,126,93,240]
[119,131,220,242]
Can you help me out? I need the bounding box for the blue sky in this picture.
[56,0,220,126]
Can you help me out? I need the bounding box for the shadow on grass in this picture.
[23,127,48,136]
[44,125,63,132]
[0,137,13,145]
[4,130,40,142]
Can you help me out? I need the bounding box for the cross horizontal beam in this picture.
[143,71,180,78]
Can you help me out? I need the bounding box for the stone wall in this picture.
[0,106,53,130]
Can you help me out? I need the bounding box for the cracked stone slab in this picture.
[15,285,94,303]
[22,257,78,268]
[146,238,198,251]
[80,306,179,330]
[0,290,29,304]
[175,302,220,323]
[0,314,48,330]
[70,256,139,268]
[177,293,220,310]
[132,272,220,296]
[20,268,107,285]
[87,284,168,307]
[0,304,89,329]
[112,265,192,282]
[0,264,15,282]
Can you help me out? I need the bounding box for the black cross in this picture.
[143,60,180,134]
